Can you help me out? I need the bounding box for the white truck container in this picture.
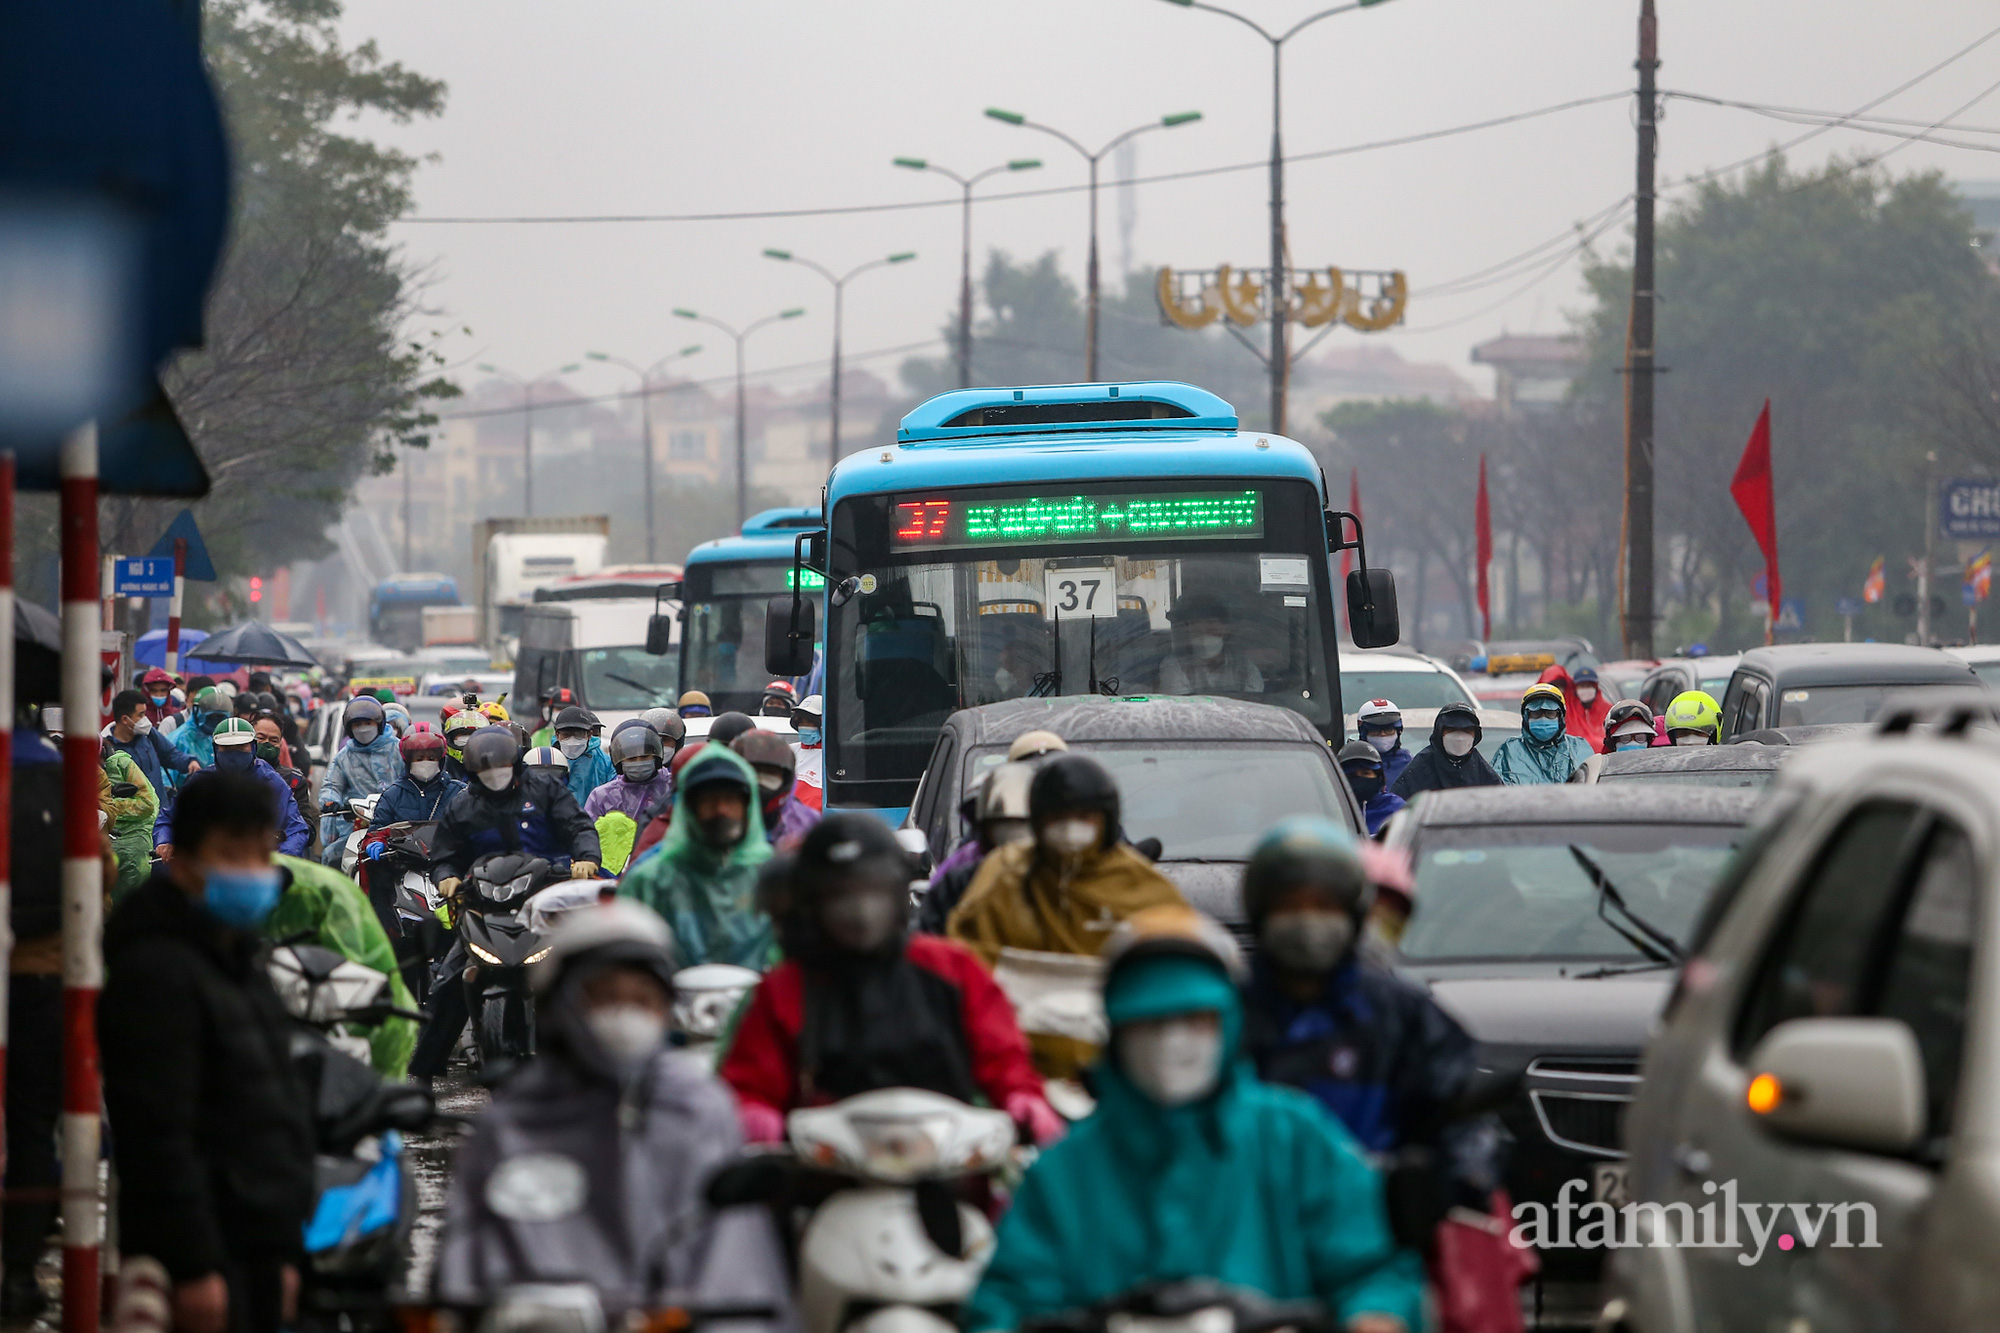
[512,597,680,735]
[472,516,611,652]
[420,604,479,647]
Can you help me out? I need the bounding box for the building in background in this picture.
[1470,332,1585,416]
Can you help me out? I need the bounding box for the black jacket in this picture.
[1390,713,1502,799]
[98,874,316,1280]
[431,765,601,880]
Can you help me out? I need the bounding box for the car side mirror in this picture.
[644,614,673,657]
[1346,567,1401,649]
[765,595,816,677]
[1745,1017,1925,1154]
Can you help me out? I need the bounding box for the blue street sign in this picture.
[1835,597,1865,617]
[144,508,215,581]
[113,557,175,597]
[1941,478,2000,539]
[1775,598,1805,632]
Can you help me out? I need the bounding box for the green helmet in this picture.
[212,716,258,747]
[1663,690,1722,743]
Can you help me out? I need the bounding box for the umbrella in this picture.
[133,628,233,670]
[188,621,319,668]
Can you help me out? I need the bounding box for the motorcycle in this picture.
[355,818,447,1003]
[457,852,560,1076]
[706,1088,1019,1333]
[670,963,760,1065]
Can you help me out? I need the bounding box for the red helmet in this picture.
[399,722,445,759]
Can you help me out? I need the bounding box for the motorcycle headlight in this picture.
[523,946,553,965]
[496,872,536,902]
[467,941,502,965]
[845,1115,945,1182]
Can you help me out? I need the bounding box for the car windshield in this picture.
[1341,669,1475,713]
[1699,676,1733,696]
[1399,821,1741,964]
[1776,680,1965,726]
[966,741,1348,857]
[580,645,680,710]
[1596,768,1776,790]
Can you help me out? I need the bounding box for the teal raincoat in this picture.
[1491,728,1592,785]
[614,746,774,968]
[965,954,1425,1332]
[566,738,616,809]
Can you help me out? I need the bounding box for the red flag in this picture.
[1475,454,1493,640]
[1731,400,1780,636]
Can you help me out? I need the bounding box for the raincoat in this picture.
[1537,665,1608,751]
[431,767,600,880]
[762,791,819,851]
[169,708,222,769]
[155,761,312,856]
[582,767,673,823]
[1390,707,1502,799]
[101,753,159,900]
[615,747,775,968]
[266,856,418,1077]
[964,955,1424,1333]
[1491,726,1593,785]
[595,811,638,874]
[319,729,404,847]
[373,770,465,826]
[947,838,1186,1079]
[565,739,616,809]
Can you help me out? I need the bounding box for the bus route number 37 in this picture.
[1046,566,1118,620]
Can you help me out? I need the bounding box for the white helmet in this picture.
[530,899,676,996]
[523,744,570,772]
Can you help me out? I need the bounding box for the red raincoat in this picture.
[1537,665,1611,753]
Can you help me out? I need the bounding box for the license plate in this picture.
[1592,1161,1630,1207]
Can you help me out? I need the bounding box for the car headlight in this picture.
[523,946,552,965]
[467,941,502,965]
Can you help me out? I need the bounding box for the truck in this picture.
[512,595,681,736]
[471,516,611,652]
[368,574,461,652]
[420,604,479,648]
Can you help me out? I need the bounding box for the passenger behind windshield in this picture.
[1158,592,1264,695]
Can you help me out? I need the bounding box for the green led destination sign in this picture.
[711,563,826,596]
[890,488,1263,550]
[787,567,826,591]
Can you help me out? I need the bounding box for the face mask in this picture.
[1365,731,1398,755]
[1612,730,1651,751]
[1192,633,1224,661]
[214,747,254,772]
[993,666,1017,694]
[255,741,282,765]
[1441,731,1476,758]
[203,866,283,929]
[351,724,379,746]
[1120,1017,1224,1107]
[1040,817,1098,856]
[409,759,442,782]
[796,727,821,747]
[132,716,154,737]
[823,890,901,952]
[624,759,660,783]
[559,737,588,760]
[149,695,167,708]
[699,814,745,848]
[1346,769,1384,801]
[1673,732,1711,747]
[1262,909,1355,974]
[477,768,514,792]
[755,770,783,794]
[1526,716,1563,742]
[584,1005,667,1077]
[1577,687,1598,705]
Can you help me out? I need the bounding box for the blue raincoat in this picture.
[320,729,405,846]
[965,955,1424,1333]
[169,709,223,769]
[1491,730,1592,785]
[565,739,616,809]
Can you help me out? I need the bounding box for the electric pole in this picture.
[1622,0,1659,661]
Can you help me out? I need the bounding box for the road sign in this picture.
[112,557,174,596]
[1776,598,1804,632]
[145,508,215,581]
[1941,478,2000,539]
[1836,596,1865,617]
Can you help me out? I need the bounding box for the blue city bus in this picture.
[368,574,460,652]
[677,507,826,714]
[764,382,1399,823]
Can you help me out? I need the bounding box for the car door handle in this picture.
[1673,1143,1712,1179]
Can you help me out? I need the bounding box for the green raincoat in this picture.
[101,753,159,900]
[595,811,638,875]
[615,746,774,968]
[267,854,418,1077]
[965,954,1425,1333]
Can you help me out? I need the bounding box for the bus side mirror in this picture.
[644,615,673,656]
[765,596,817,677]
[1347,568,1401,649]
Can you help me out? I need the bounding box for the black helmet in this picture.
[1336,740,1382,768]
[607,718,664,765]
[641,707,686,749]
[462,725,520,777]
[733,729,796,781]
[789,815,911,958]
[1240,817,1371,927]
[1028,754,1120,851]
[707,712,756,747]
[553,705,594,734]
[1433,701,1483,745]
[344,696,385,731]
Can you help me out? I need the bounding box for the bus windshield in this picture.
[826,479,1336,803]
[681,560,823,713]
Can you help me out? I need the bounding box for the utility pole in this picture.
[1920,451,1937,646]
[1268,41,1288,433]
[1622,0,1659,661]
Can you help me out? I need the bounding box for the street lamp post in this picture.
[672,306,806,528]
[1157,0,1391,433]
[476,361,581,516]
[892,157,1041,387]
[763,249,916,467]
[985,107,1201,383]
[585,345,702,562]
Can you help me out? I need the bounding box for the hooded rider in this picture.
[1603,700,1660,753]
[1663,690,1723,746]
[552,705,616,808]
[1352,699,1413,790]
[373,725,467,826]
[169,685,230,769]
[1390,701,1500,799]
[139,668,182,729]
[720,815,1060,1145]
[157,719,311,859]
[1570,666,1613,744]
[916,760,1036,936]
[432,900,795,1327]
[947,754,1186,1081]
[1337,741,1405,838]
[615,745,775,968]
[733,729,819,851]
[964,905,1424,1333]
[1492,682,1594,785]
[318,696,404,853]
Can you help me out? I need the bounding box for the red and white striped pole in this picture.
[59,425,102,1333]
[164,539,185,679]
[0,454,16,1286]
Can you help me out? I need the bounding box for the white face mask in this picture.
[477,767,514,791]
[625,759,661,783]
[1364,731,1398,755]
[558,737,588,760]
[1672,732,1711,747]
[1262,909,1355,974]
[1193,633,1225,661]
[1119,1016,1224,1107]
[1040,817,1098,856]
[755,770,784,794]
[1441,731,1476,758]
[1577,687,1598,704]
[131,716,154,737]
[408,759,441,782]
[584,1004,667,1076]
[350,724,379,746]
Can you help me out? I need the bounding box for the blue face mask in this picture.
[214,747,255,772]
[796,727,821,746]
[202,866,283,929]
[1613,735,1649,751]
[198,710,225,735]
[1526,716,1563,743]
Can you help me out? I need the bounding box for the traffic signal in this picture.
[248,575,262,604]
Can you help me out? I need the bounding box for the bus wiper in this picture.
[1086,616,1119,696]
[1033,612,1062,697]
[1567,844,1684,967]
[602,672,655,693]
[1574,959,1677,980]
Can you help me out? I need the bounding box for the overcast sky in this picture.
[340,0,2000,410]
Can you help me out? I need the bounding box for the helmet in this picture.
[791,813,908,906]
[529,899,676,997]
[1102,904,1247,987]
[677,689,713,717]
[1007,729,1068,762]
[1354,699,1403,731]
[381,702,411,736]
[640,708,686,747]
[733,729,797,797]
[792,694,823,723]
[553,706,594,735]
[212,717,257,748]
[478,700,510,724]
[344,696,386,732]
[787,815,912,959]
[399,724,445,759]
[191,685,224,716]
[1241,817,1370,927]
[540,686,577,717]
[442,708,481,741]
[608,719,665,766]
[976,761,1036,824]
[1604,700,1656,747]
[707,712,756,747]
[523,744,570,771]
[1520,682,1567,718]
[1433,701,1483,744]
[759,680,797,715]
[1663,690,1722,743]
[1336,739,1382,768]
[462,725,521,777]
[1028,754,1119,851]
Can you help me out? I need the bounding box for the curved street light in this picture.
[672,307,806,526]
[584,345,703,562]
[892,157,1040,388]
[763,249,916,466]
[475,360,582,516]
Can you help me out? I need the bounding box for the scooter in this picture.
[457,852,559,1075]
[670,963,760,1065]
[707,1088,1019,1333]
[355,818,446,1003]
